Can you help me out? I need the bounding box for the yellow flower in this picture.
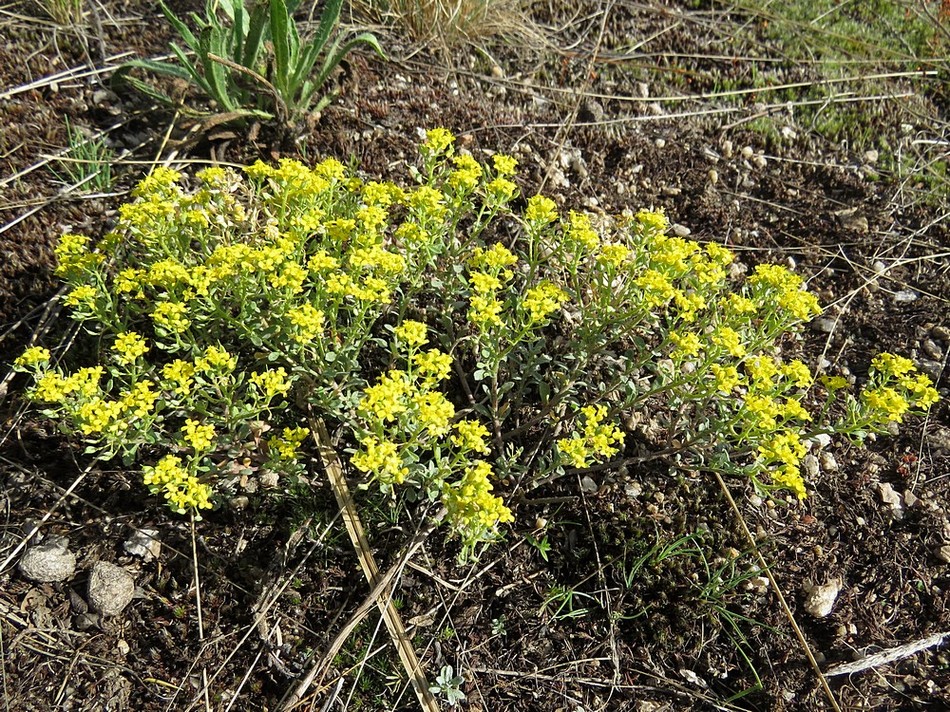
[153,301,191,333]
[413,391,456,437]
[64,285,97,308]
[871,353,916,378]
[565,211,600,252]
[113,332,148,365]
[711,364,742,393]
[772,465,807,500]
[636,208,669,235]
[899,373,940,408]
[120,380,158,418]
[448,154,483,192]
[782,398,812,421]
[182,418,216,451]
[669,331,701,359]
[162,359,196,396]
[597,243,631,268]
[821,375,849,391]
[287,304,325,344]
[862,387,910,423]
[781,360,813,388]
[471,243,517,270]
[269,426,310,460]
[743,394,781,431]
[33,372,72,403]
[15,346,51,368]
[423,128,455,155]
[521,281,569,324]
[470,271,502,294]
[360,370,411,423]
[442,460,513,533]
[711,327,746,358]
[77,397,124,435]
[525,195,558,224]
[413,349,453,383]
[452,419,491,454]
[307,250,340,273]
[635,269,676,307]
[250,368,291,399]
[745,355,778,388]
[758,431,807,467]
[778,288,821,321]
[195,345,237,373]
[492,154,518,176]
[351,436,407,484]
[557,437,589,468]
[469,294,504,326]
[394,320,429,347]
[485,177,518,206]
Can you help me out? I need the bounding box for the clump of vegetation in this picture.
[13,130,939,557]
[123,0,382,128]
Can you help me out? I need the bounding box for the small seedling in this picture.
[525,533,551,561]
[53,119,114,193]
[429,665,465,707]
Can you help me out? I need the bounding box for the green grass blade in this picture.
[269,0,293,96]
[242,4,269,69]
[313,32,383,92]
[158,0,200,51]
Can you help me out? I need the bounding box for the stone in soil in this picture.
[87,561,135,617]
[18,536,76,583]
[123,528,161,560]
[803,579,841,618]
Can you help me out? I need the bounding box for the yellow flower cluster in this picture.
[250,368,291,399]
[564,211,601,253]
[269,426,310,460]
[14,346,51,368]
[451,419,491,454]
[55,233,103,279]
[394,319,429,347]
[182,418,216,451]
[521,281,569,324]
[195,345,237,373]
[525,195,559,225]
[153,301,191,333]
[114,332,148,365]
[748,264,821,322]
[557,405,625,468]
[442,461,514,538]
[858,353,940,424]
[142,455,213,516]
[286,304,325,344]
[351,436,408,484]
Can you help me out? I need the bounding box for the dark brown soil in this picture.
[2,1,949,710]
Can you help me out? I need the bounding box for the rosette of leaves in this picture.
[121,0,383,128]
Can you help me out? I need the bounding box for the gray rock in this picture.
[922,339,944,361]
[819,451,839,473]
[18,536,76,583]
[802,454,820,479]
[123,529,161,561]
[936,546,950,564]
[803,579,841,618]
[87,562,135,617]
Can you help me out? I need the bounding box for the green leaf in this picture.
[269,0,293,97]
[308,32,384,102]
[159,0,200,51]
[243,3,270,69]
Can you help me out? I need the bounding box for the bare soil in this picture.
[1,1,949,710]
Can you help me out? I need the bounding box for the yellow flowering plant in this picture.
[10,129,940,542]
